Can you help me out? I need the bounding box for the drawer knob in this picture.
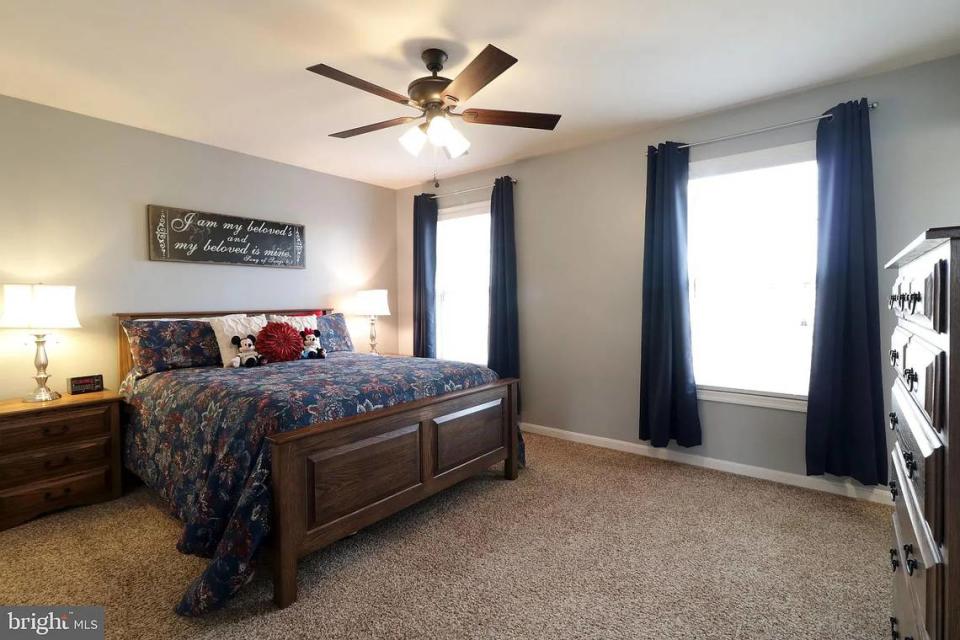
[889,349,899,367]
[903,544,919,576]
[889,548,900,572]
[903,368,918,392]
[888,412,898,431]
[43,455,72,470]
[43,487,72,501]
[889,481,898,501]
[42,424,70,437]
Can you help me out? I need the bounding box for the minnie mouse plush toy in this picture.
[300,329,327,359]
[230,334,264,368]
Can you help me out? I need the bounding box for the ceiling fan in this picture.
[307,45,561,159]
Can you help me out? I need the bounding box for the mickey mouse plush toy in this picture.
[300,329,327,359]
[230,334,264,368]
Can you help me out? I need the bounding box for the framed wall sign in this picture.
[147,205,305,269]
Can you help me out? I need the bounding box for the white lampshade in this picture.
[0,284,81,330]
[352,289,391,317]
[399,124,428,157]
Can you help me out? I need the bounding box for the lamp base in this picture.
[23,333,61,403]
[24,388,61,403]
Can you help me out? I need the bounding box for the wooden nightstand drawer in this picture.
[0,391,121,531]
[0,405,111,454]
[0,436,111,489]
[0,467,110,530]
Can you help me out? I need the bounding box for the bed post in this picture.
[505,380,520,480]
[270,442,299,608]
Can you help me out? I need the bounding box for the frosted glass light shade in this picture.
[443,126,471,159]
[0,284,81,330]
[399,124,427,157]
[352,289,391,317]
[426,115,454,146]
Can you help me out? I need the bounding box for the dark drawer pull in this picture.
[903,544,918,576]
[903,368,918,392]
[889,548,900,571]
[909,292,921,314]
[902,450,918,479]
[888,412,898,431]
[42,424,70,437]
[889,481,898,501]
[889,349,899,367]
[43,456,72,471]
[43,487,72,501]
[890,616,899,640]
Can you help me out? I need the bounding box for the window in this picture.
[687,142,818,398]
[435,202,490,365]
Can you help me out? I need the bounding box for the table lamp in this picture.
[0,284,81,402]
[352,289,391,354]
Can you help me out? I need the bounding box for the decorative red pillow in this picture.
[256,322,303,363]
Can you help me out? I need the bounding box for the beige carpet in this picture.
[0,433,891,640]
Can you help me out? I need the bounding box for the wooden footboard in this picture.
[266,378,519,608]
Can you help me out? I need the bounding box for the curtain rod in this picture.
[678,101,879,150]
[428,178,517,199]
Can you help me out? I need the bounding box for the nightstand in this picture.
[0,390,121,531]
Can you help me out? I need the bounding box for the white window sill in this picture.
[696,385,807,413]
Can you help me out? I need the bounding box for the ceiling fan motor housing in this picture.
[409,49,453,108]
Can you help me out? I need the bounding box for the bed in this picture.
[116,309,520,616]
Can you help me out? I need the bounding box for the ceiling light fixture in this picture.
[399,115,470,159]
[398,123,428,157]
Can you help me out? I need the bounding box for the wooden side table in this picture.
[0,390,122,531]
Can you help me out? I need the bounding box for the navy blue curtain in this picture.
[413,194,438,358]
[639,142,702,448]
[488,176,525,465]
[806,98,886,485]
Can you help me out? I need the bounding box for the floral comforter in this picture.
[122,352,498,615]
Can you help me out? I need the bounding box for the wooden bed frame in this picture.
[115,309,519,608]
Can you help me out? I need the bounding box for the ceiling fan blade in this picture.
[330,116,420,139]
[442,45,517,106]
[460,109,561,130]
[307,63,415,108]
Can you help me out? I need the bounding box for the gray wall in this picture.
[396,55,960,477]
[0,95,398,398]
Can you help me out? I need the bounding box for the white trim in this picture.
[696,386,807,413]
[438,201,489,221]
[520,422,889,504]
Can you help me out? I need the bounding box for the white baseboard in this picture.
[520,422,890,505]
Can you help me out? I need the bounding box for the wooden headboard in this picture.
[114,308,334,383]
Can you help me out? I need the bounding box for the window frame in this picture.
[687,141,817,411]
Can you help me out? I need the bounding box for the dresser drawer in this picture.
[0,405,111,454]
[905,258,948,334]
[891,447,941,639]
[0,467,110,529]
[901,334,946,433]
[891,515,924,640]
[0,436,111,490]
[890,380,944,538]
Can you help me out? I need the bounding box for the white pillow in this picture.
[267,314,318,333]
[208,314,268,368]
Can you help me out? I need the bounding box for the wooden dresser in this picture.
[886,227,960,640]
[0,390,121,531]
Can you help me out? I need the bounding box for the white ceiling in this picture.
[0,1,958,189]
